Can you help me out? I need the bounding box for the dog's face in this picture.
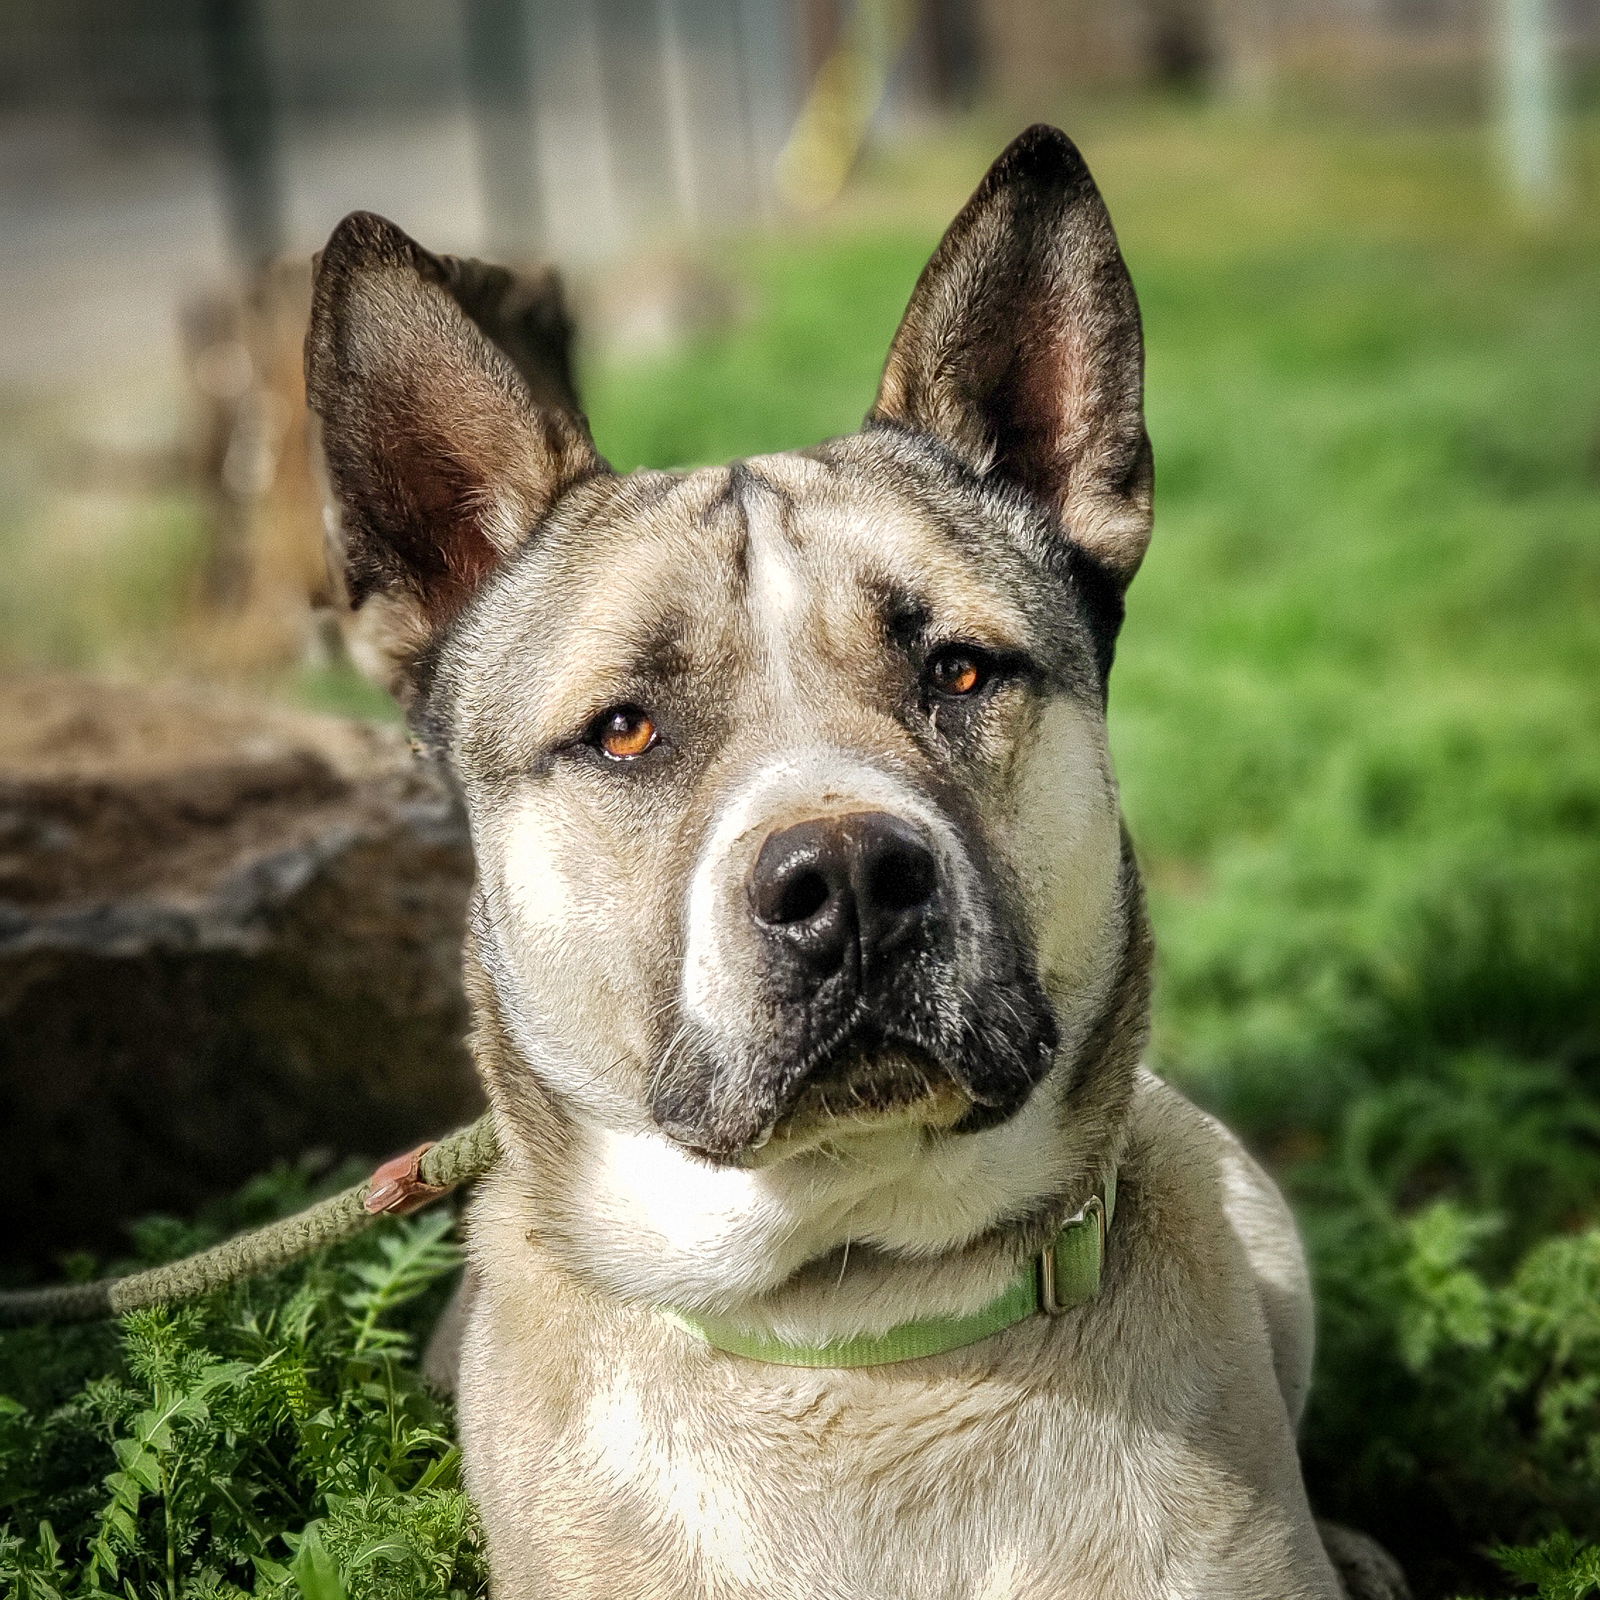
[308,127,1151,1176]
[446,440,1125,1166]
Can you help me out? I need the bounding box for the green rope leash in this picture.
[0,1114,499,1329]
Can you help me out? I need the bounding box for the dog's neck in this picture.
[467,866,1152,1348]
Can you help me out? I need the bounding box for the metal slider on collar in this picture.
[1037,1192,1107,1316]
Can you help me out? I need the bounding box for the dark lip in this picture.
[651,970,1059,1163]
[658,1026,983,1165]
[786,1038,957,1113]
[771,1051,971,1143]
[669,1053,968,1165]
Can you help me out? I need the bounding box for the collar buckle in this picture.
[1037,1192,1107,1316]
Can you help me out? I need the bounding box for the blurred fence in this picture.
[0,1,979,275]
[4,1,1595,284]
[0,0,1594,678]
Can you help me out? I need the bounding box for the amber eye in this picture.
[593,705,658,759]
[925,647,987,698]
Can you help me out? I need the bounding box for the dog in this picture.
[306,126,1407,1600]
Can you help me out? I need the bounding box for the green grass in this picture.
[5,104,1600,1596]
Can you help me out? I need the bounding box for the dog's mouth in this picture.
[664,1043,970,1168]
[651,996,1056,1167]
[757,1042,972,1156]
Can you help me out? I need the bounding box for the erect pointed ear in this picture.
[306,212,606,644]
[869,126,1152,583]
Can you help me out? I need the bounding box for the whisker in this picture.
[648,1022,694,1104]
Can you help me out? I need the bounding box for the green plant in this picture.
[1463,1533,1600,1600]
[0,1204,479,1599]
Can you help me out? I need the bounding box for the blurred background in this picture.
[1,4,1598,1597]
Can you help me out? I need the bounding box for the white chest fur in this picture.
[558,1082,1073,1343]
[458,1076,1340,1600]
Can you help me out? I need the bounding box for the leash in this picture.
[1,1114,1114,1363]
[0,1115,499,1329]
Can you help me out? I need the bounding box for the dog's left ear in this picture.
[869,125,1151,584]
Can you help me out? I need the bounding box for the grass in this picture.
[4,101,1600,1596]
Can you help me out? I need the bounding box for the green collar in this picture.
[666,1172,1116,1368]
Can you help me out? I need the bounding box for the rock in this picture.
[0,674,480,1270]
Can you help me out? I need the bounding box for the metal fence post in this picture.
[1496,0,1564,212]
[199,0,284,276]
[464,0,547,257]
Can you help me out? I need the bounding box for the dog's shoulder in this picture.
[1120,1068,1316,1424]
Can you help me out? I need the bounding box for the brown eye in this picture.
[594,705,657,759]
[926,648,986,698]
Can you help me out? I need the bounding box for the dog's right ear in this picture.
[306,212,605,681]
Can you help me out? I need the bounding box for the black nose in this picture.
[749,811,940,986]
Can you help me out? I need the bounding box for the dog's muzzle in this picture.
[651,809,1059,1163]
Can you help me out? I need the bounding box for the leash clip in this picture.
[364,1142,447,1216]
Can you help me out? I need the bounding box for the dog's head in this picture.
[308,127,1150,1175]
